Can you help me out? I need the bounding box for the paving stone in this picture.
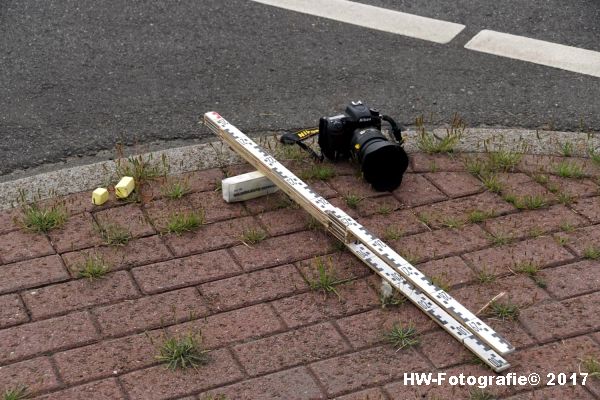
[519,154,599,177]
[168,303,285,349]
[164,215,258,256]
[142,197,195,232]
[336,304,436,349]
[53,332,160,385]
[0,311,98,364]
[412,191,515,229]
[486,319,535,350]
[358,209,427,239]
[0,230,54,263]
[94,203,155,238]
[416,256,475,288]
[327,196,360,218]
[390,224,491,263]
[257,207,312,236]
[0,293,29,328]
[243,191,299,214]
[0,357,59,396]
[199,366,325,400]
[61,236,172,276]
[545,175,599,198]
[295,252,374,282]
[520,291,600,342]
[504,385,595,400]
[424,171,484,198]
[311,345,429,397]
[572,196,600,223]
[120,348,243,400]
[483,204,586,240]
[0,207,23,234]
[200,264,307,312]
[418,328,472,368]
[392,173,447,207]
[179,168,224,193]
[463,236,575,276]
[22,270,139,320]
[354,195,403,217]
[539,260,600,299]
[496,172,557,204]
[333,387,387,400]
[233,322,350,376]
[410,153,466,173]
[0,255,69,295]
[47,212,105,253]
[232,230,334,271]
[186,190,246,222]
[555,224,600,257]
[94,287,208,337]
[33,377,125,400]
[271,278,379,328]
[131,249,241,294]
[308,180,338,198]
[329,175,384,199]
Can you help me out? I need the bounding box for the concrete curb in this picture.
[1,127,598,210]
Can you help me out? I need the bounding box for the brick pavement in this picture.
[1,152,600,399]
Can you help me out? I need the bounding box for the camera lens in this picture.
[351,128,409,191]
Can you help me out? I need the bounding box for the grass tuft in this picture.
[441,217,463,229]
[165,211,205,235]
[554,161,584,179]
[306,257,355,300]
[415,113,464,154]
[467,210,493,224]
[343,193,362,209]
[489,301,520,321]
[488,232,513,247]
[77,255,111,281]
[557,141,575,157]
[468,388,495,400]
[430,275,451,292]
[299,164,336,181]
[383,226,403,241]
[115,152,167,184]
[162,179,191,199]
[19,203,67,233]
[481,174,503,194]
[2,386,29,400]
[580,356,600,379]
[384,323,420,350]
[476,268,496,284]
[95,222,132,246]
[376,204,394,215]
[514,261,546,288]
[156,332,210,370]
[240,227,267,245]
[487,150,523,172]
[583,246,600,260]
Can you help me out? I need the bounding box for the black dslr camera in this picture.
[318,101,409,192]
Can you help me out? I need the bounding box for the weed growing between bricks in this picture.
[154,331,211,371]
[94,221,132,245]
[1,386,29,400]
[77,254,111,281]
[384,323,420,351]
[16,190,67,233]
[305,257,356,300]
[165,210,205,235]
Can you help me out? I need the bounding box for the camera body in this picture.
[317,101,408,192]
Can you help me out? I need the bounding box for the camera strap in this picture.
[280,127,324,162]
[381,115,404,144]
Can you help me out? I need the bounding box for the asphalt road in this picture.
[1,0,599,177]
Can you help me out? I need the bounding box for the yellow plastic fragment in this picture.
[115,176,135,198]
[92,188,109,205]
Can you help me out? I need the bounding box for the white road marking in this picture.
[465,30,600,78]
[251,0,465,44]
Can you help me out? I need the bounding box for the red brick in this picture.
[231,230,334,271]
[186,190,246,222]
[295,252,374,282]
[94,204,155,238]
[509,336,600,380]
[483,205,586,240]
[94,287,208,337]
[53,332,160,385]
[0,311,98,364]
[520,291,600,342]
[243,191,300,214]
[519,154,598,177]
[0,357,59,396]
[0,255,69,295]
[390,224,491,263]
[179,168,224,193]
[309,180,338,198]
[392,173,447,207]
[168,303,285,349]
[417,256,475,287]
[233,322,350,376]
[463,236,575,276]
[334,387,387,400]
[257,207,312,236]
[424,171,483,198]
[329,175,382,199]
[120,348,243,400]
[572,196,600,223]
[22,271,139,320]
[328,196,360,218]
[0,207,22,234]
[200,264,307,312]
[310,346,429,396]
[271,278,379,328]
[199,366,325,400]
[504,385,594,400]
[39,190,112,216]
[452,274,550,312]
[496,172,557,203]
[411,153,466,172]
[0,230,54,263]
[336,305,436,349]
[47,212,104,253]
[164,216,258,256]
[355,195,402,217]
[486,319,535,350]
[359,209,427,239]
[540,260,600,299]
[142,197,196,232]
[131,249,241,294]
[33,378,125,400]
[0,293,28,328]
[545,175,599,198]
[556,224,600,257]
[418,328,472,368]
[61,236,172,276]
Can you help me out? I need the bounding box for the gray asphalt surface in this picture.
[1,0,599,176]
